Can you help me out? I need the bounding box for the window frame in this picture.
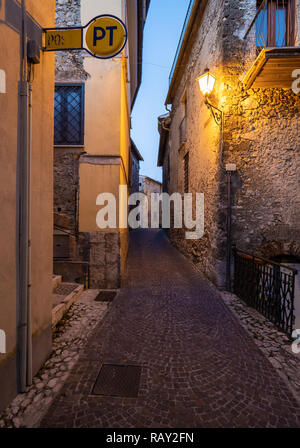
[256,0,296,48]
[54,82,85,147]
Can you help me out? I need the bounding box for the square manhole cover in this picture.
[92,364,141,397]
[95,291,117,302]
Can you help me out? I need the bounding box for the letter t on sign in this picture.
[106,26,117,46]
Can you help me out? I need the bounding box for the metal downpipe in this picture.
[17,0,32,392]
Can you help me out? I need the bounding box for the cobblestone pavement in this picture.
[219,291,300,398]
[39,229,300,428]
[0,290,108,428]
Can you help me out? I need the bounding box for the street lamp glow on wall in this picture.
[197,71,216,96]
[196,69,222,126]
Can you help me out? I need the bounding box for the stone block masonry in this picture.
[54,148,83,229]
[166,0,300,287]
[89,232,121,289]
[55,0,89,82]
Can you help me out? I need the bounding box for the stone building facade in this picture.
[54,0,150,288]
[130,139,144,195]
[139,175,162,196]
[139,175,162,226]
[159,0,300,289]
[158,113,171,193]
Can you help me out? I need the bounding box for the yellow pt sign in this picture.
[85,15,127,59]
[43,15,127,59]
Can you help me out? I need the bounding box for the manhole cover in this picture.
[94,291,117,302]
[92,364,141,397]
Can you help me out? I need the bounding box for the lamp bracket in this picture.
[204,98,222,126]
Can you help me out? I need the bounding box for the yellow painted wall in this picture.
[0,3,19,361]
[79,0,132,279]
[27,0,55,338]
[0,0,55,406]
[120,55,130,269]
[79,163,120,233]
[84,58,122,156]
[81,0,123,24]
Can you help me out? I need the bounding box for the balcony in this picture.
[242,0,300,89]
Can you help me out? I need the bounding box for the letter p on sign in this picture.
[0,329,6,354]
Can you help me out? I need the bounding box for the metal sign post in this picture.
[43,14,128,59]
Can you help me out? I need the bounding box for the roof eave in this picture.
[131,138,144,161]
[165,0,204,105]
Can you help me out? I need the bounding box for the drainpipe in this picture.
[26,82,32,387]
[17,0,31,392]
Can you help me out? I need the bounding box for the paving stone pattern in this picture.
[39,230,300,428]
[219,290,300,398]
[0,290,108,428]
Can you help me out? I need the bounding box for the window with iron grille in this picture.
[54,83,84,146]
[184,152,189,193]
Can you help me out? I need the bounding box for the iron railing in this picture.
[244,0,299,48]
[233,249,297,336]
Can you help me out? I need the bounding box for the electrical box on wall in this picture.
[27,40,40,64]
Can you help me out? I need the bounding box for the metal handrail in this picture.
[233,248,297,336]
[234,249,298,274]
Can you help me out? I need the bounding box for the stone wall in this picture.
[54,148,83,229]
[221,0,300,262]
[89,232,121,289]
[55,0,89,82]
[166,0,300,287]
[167,0,226,286]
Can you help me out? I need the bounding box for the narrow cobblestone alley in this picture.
[40,230,300,428]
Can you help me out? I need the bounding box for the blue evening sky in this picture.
[131,0,191,183]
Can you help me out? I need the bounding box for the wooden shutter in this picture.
[267,0,277,46]
[287,0,296,46]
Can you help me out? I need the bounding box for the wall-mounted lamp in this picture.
[197,71,216,95]
[196,69,222,126]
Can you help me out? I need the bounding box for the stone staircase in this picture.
[52,275,84,328]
